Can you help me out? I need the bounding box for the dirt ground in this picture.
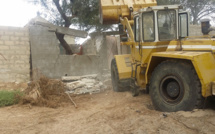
[0,88,215,134]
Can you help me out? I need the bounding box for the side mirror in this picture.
[179,12,189,38]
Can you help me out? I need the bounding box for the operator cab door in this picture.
[134,16,140,42]
[179,12,189,38]
[134,12,155,42]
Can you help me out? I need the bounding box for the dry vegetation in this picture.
[20,76,70,108]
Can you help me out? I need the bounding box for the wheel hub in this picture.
[159,76,184,104]
[166,81,180,98]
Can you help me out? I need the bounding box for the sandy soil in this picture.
[0,89,215,134]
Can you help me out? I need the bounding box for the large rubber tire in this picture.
[111,58,130,92]
[149,60,204,112]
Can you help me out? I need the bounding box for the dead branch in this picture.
[66,92,77,108]
[0,53,7,61]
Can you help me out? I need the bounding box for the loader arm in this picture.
[120,17,134,42]
[100,0,157,24]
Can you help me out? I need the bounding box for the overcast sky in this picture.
[0,0,214,28]
[0,0,39,27]
[0,0,214,44]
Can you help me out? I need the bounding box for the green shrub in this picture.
[0,90,23,107]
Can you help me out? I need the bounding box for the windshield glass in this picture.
[158,10,176,41]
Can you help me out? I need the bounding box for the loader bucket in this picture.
[100,0,157,24]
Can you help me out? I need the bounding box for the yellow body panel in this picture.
[147,51,215,97]
[120,36,215,97]
[115,54,132,79]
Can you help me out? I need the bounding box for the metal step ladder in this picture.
[130,61,141,97]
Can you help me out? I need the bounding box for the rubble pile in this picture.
[62,74,110,95]
[21,76,69,108]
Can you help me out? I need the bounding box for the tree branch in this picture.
[53,0,71,27]
[55,33,73,55]
[197,9,215,21]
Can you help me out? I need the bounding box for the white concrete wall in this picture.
[0,26,30,82]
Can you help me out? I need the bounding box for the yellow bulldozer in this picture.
[100,0,215,112]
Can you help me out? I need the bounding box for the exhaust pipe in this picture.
[200,19,215,35]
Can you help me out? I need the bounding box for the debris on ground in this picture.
[19,74,111,108]
[63,74,110,95]
[20,76,70,108]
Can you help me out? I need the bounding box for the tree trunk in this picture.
[55,33,73,55]
[192,13,199,25]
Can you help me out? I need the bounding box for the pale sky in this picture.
[0,0,213,44]
[0,1,214,28]
[0,0,39,27]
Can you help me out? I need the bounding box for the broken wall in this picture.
[0,26,30,82]
[82,33,109,73]
[82,33,124,70]
[29,25,101,79]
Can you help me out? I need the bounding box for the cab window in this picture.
[158,10,177,41]
[142,12,155,42]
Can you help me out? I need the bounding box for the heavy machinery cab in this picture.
[133,5,189,43]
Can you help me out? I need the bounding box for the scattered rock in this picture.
[163,113,168,118]
[62,76,82,82]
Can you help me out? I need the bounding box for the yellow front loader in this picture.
[100,0,215,112]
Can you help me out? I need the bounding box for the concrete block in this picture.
[4,31,14,36]
[9,46,21,50]
[0,50,16,55]
[0,56,7,62]
[0,45,9,50]
[10,36,20,41]
[13,64,27,69]
[1,36,10,41]
[4,41,15,45]
[20,55,30,60]
[14,60,25,64]
[14,32,25,36]
[20,37,29,41]
[6,55,20,60]
[0,74,10,81]
[25,51,30,55]
[16,50,28,55]
[0,41,4,45]
[15,41,29,45]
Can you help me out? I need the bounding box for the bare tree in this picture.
[28,0,114,55]
[181,0,215,24]
[157,0,215,24]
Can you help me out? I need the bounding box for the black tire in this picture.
[149,60,204,112]
[111,58,130,92]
